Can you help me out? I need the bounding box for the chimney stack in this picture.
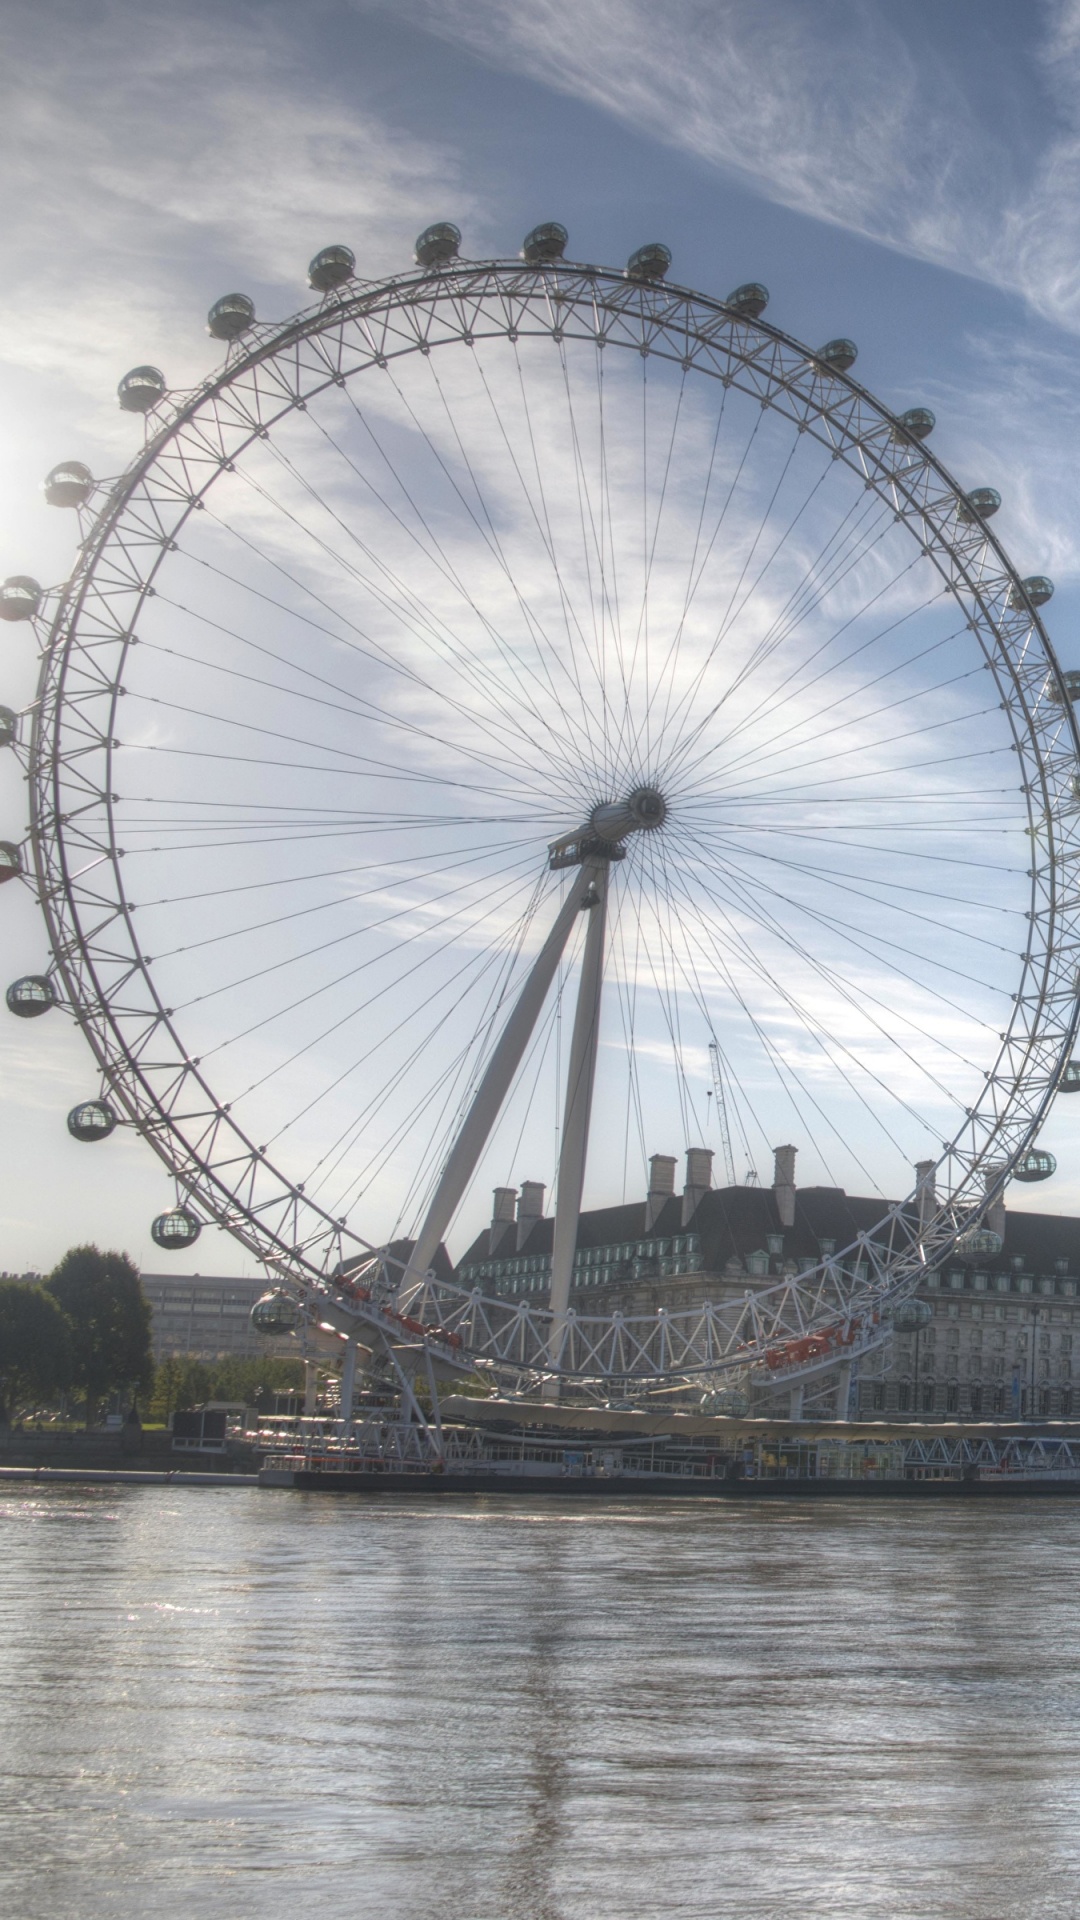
[646,1154,677,1231]
[773,1144,797,1229]
[489,1186,516,1255]
[915,1159,936,1233]
[682,1147,713,1227]
[983,1165,1006,1242]
[516,1180,545,1250]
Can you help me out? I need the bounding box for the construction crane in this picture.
[709,1039,759,1187]
[708,1039,737,1187]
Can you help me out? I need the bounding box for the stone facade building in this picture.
[455,1149,1080,1419]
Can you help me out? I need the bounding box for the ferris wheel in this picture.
[4,218,1080,1407]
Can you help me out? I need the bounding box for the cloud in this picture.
[399,0,1080,333]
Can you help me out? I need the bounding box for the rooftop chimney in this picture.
[983,1165,1006,1242]
[516,1180,545,1250]
[646,1153,677,1231]
[489,1186,516,1255]
[682,1147,713,1227]
[773,1144,797,1229]
[915,1159,936,1233]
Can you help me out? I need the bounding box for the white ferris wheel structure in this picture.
[4,218,1080,1432]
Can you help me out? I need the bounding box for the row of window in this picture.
[861,1382,1072,1416]
[928,1270,1077,1296]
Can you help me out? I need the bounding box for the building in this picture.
[140,1272,275,1361]
[455,1149,1080,1420]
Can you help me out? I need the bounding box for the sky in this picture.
[4,0,1080,1278]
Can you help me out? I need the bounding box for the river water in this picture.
[2,1488,1080,1919]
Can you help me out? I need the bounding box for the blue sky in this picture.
[3,0,1080,1275]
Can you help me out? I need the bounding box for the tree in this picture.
[45,1246,153,1424]
[0,1282,72,1420]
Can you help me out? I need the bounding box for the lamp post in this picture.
[893,1297,933,1418]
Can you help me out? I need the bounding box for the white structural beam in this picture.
[548,860,610,1371]
[402,865,593,1290]
[340,1335,358,1425]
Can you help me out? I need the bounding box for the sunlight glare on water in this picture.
[2,1488,1080,1920]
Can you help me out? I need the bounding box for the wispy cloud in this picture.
[401,0,1080,332]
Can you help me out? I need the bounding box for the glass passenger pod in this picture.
[626,242,672,282]
[308,245,356,292]
[151,1207,202,1249]
[957,486,1001,525]
[414,223,461,269]
[1013,1149,1057,1183]
[6,974,56,1017]
[207,293,255,341]
[0,577,42,621]
[894,406,935,442]
[1046,669,1080,707]
[815,338,858,373]
[43,461,93,508]
[1058,1059,1080,1093]
[0,706,17,749]
[117,366,167,414]
[1008,574,1054,611]
[0,841,22,884]
[892,1297,933,1331]
[724,282,769,319]
[250,1288,300,1335]
[67,1099,117,1143]
[957,1226,1004,1257]
[521,222,568,265]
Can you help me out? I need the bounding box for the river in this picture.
[2,1487,1079,1919]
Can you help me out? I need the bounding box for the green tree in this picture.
[0,1282,72,1420]
[45,1246,153,1424]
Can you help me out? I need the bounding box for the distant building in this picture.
[140,1273,275,1361]
[456,1149,1080,1420]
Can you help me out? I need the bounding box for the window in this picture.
[767,1234,784,1255]
[970,1386,983,1415]
[995,1275,1009,1293]
[926,1270,940,1289]
[820,1239,835,1256]
[1040,1278,1054,1296]
[898,1381,912,1412]
[1019,1276,1033,1294]
[921,1382,935,1412]
[946,1383,958,1413]
[748,1250,769,1277]
[949,1272,963,1291]
[1063,1389,1073,1416]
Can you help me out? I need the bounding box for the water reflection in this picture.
[2,1490,1080,1919]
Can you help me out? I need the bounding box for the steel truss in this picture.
[15,254,1080,1396]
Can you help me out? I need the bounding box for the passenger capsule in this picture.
[0,841,22,884]
[67,1099,117,1143]
[699,1385,750,1416]
[117,366,167,414]
[896,406,935,440]
[1058,1059,1080,1093]
[957,1226,1004,1257]
[250,1288,300,1335]
[521,222,568,265]
[0,706,17,749]
[816,338,858,373]
[892,1297,933,1332]
[1013,1148,1057,1183]
[1046,669,1080,706]
[308,244,355,292]
[958,486,1001,524]
[151,1207,202,1249]
[725,283,769,318]
[6,975,56,1017]
[43,461,93,508]
[414,223,461,269]
[207,293,255,341]
[0,577,42,621]
[1008,574,1054,611]
[626,242,672,282]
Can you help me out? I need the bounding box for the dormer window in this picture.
[766,1234,784,1255]
[820,1238,835,1256]
[749,1250,769,1276]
